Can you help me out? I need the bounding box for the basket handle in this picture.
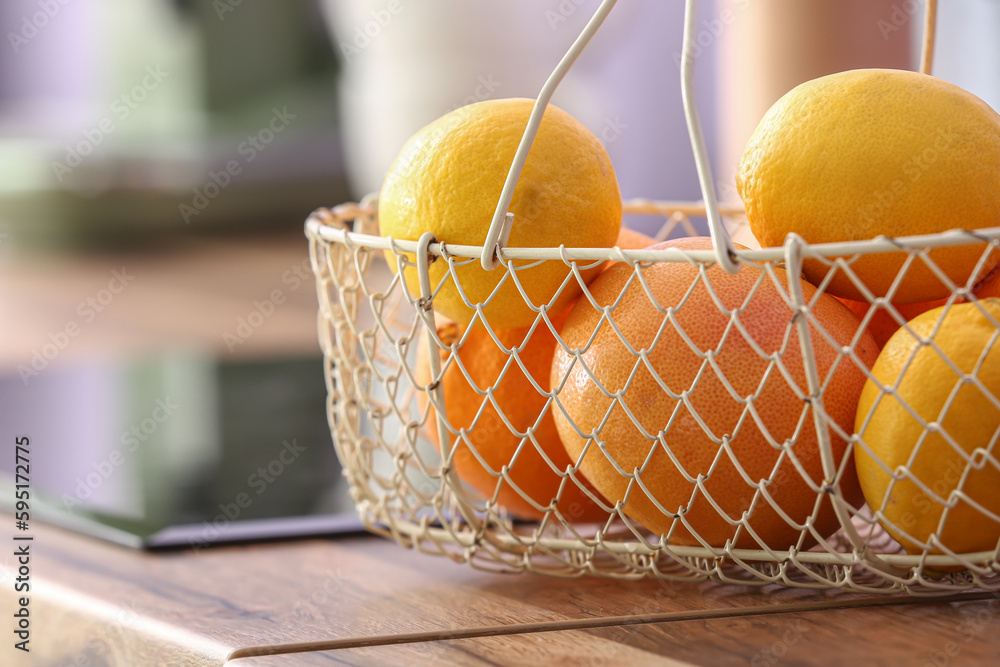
[485,0,939,273]
[921,0,938,75]
[483,0,743,274]
[482,0,618,271]
[680,0,739,274]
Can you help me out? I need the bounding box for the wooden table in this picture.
[1,514,998,666]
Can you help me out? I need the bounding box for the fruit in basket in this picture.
[839,297,951,349]
[414,226,648,521]
[972,262,1000,299]
[737,68,1000,303]
[549,237,878,549]
[379,98,622,328]
[600,227,656,272]
[841,260,1000,347]
[614,227,656,251]
[854,300,1000,556]
[416,315,608,522]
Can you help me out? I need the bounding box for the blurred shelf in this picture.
[0,229,327,370]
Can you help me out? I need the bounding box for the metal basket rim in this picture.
[304,198,1000,267]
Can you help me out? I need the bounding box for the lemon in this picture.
[738,69,1000,303]
[854,299,1000,556]
[378,98,621,328]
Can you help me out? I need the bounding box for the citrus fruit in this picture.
[601,227,655,273]
[416,314,608,522]
[379,98,621,328]
[972,262,1000,299]
[413,223,652,522]
[854,300,1000,556]
[737,68,1000,303]
[615,227,655,250]
[840,297,950,349]
[550,237,878,548]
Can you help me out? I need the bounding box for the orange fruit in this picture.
[417,313,607,522]
[550,237,878,548]
[615,227,656,250]
[973,262,1000,299]
[839,297,950,349]
[854,300,1000,556]
[601,227,655,273]
[379,98,621,328]
[738,68,1000,303]
[840,258,1000,348]
[414,224,649,521]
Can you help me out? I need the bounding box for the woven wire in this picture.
[308,198,1000,594]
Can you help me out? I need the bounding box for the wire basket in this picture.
[306,0,1000,593]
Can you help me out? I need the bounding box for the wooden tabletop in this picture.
[2,514,998,666]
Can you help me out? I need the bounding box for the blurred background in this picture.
[1,0,996,543]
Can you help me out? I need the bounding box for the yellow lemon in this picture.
[738,69,1000,303]
[378,98,621,328]
[854,300,1000,556]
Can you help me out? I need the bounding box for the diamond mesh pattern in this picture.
[307,197,1000,593]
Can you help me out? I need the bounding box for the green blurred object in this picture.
[0,0,347,247]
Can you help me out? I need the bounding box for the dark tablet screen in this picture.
[0,352,364,549]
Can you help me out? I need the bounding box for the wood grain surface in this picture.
[2,514,998,666]
[231,595,1000,666]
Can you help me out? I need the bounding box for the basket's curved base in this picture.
[353,504,1000,595]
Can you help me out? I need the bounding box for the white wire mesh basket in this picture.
[306,0,1000,593]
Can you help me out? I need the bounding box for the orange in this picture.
[614,227,655,250]
[972,262,1000,299]
[413,226,648,521]
[737,68,1000,303]
[550,237,878,548]
[840,257,1000,347]
[417,313,607,522]
[600,227,655,273]
[854,300,1000,556]
[839,297,950,349]
[379,98,621,328]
